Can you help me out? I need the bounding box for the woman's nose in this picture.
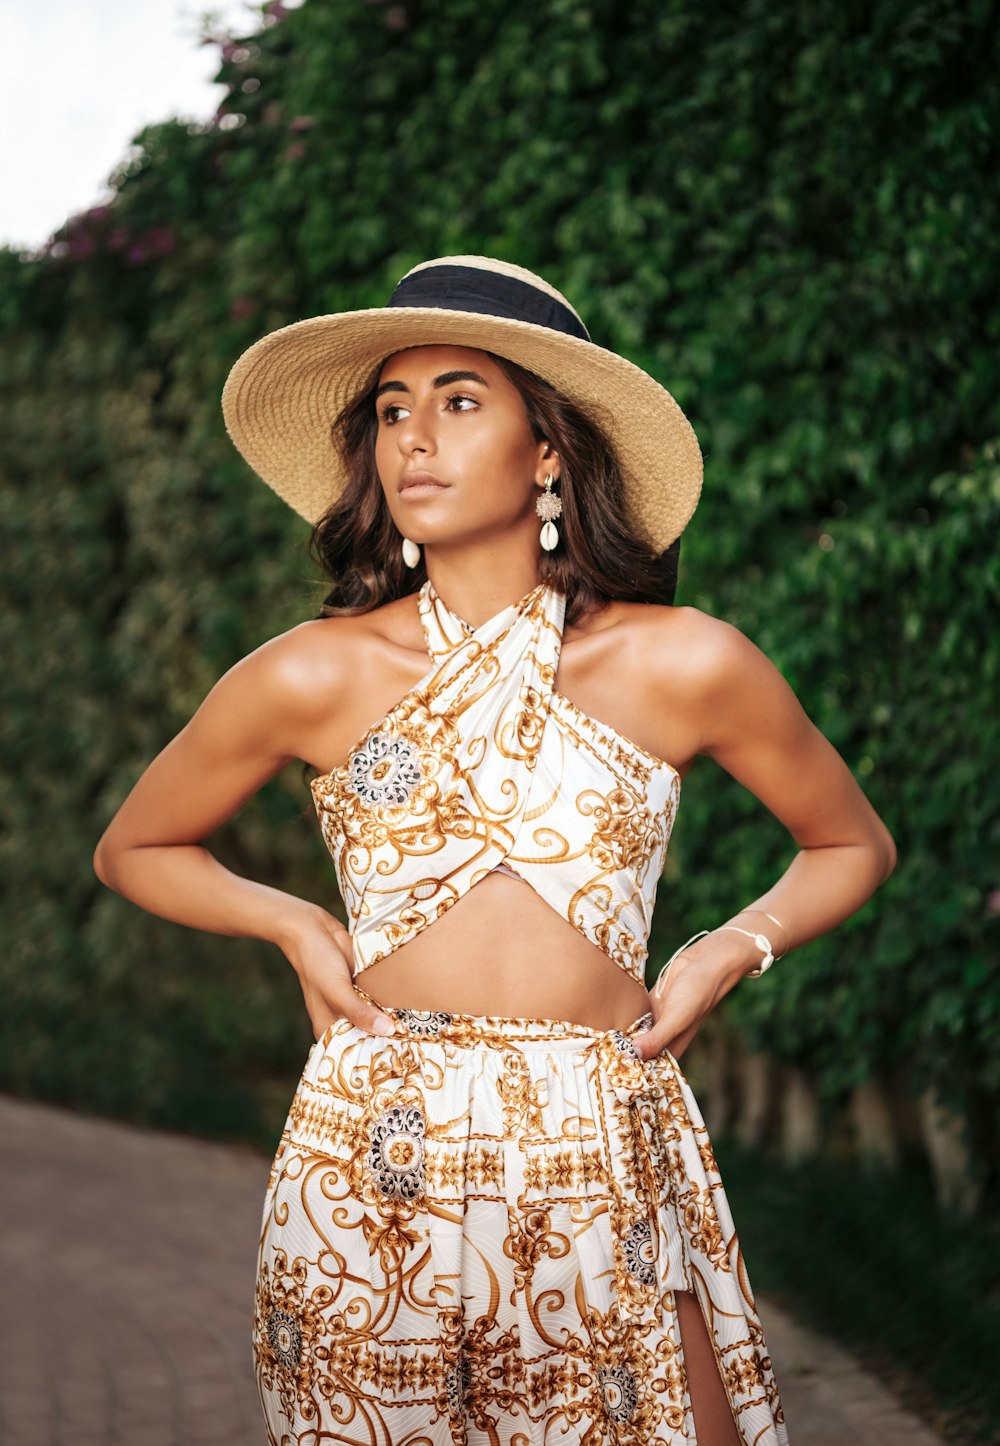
[394,402,435,453]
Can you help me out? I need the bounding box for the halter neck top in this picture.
[310,577,682,984]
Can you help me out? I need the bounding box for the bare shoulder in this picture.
[606,599,762,687]
[598,600,793,767]
[92,596,423,855]
[229,620,346,726]
[240,595,416,721]
[656,603,765,678]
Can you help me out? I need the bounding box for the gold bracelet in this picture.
[735,907,790,959]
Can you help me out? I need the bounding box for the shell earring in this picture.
[401,536,421,567]
[536,472,562,551]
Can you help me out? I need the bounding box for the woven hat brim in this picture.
[221,305,703,551]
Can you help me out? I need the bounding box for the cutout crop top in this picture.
[310,578,682,984]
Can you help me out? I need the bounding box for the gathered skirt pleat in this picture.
[252,983,790,1445]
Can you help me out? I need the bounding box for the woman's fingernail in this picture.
[372,1015,395,1036]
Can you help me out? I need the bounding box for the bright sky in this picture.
[2,0,297,254]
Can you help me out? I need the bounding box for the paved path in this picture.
[0,1094,944,1445]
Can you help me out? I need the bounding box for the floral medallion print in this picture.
[444,1351,472,1419]
[252,1253,331,1430]
[609,1029,637,1059]
[622,1217,658,1288]
[254,1005,790,1445]
[266,1306,302,1371]
[599,1362,639,1424]
[366,1098,427,1202]
[394,1006,454,1036]
[347,729,423,807]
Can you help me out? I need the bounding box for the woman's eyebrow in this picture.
[375,369,491,399]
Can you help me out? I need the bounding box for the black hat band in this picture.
[386,263,591,343]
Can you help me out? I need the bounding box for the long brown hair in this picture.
[308,349,681,627]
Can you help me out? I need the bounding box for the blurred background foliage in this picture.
[1,1,998,1428]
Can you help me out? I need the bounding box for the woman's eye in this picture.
[377,393,479,426]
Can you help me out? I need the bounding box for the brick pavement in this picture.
[0,1094,944,1445]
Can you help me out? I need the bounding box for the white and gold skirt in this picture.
[252,981,789,1444]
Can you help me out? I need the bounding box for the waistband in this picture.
[353,983,654,1055]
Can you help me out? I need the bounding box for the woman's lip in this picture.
[399,479,449,496]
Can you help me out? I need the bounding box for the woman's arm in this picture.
[92,625,397,1041]
[634,610,897,1061]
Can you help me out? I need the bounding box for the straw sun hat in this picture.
[221,255,703,552]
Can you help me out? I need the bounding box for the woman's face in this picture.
[374,344,558,549]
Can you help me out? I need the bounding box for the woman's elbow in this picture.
[877,823,898,882]
[92,834,121,890]
[92,843,110,887]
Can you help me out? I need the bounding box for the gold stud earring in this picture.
[536,473,562,551]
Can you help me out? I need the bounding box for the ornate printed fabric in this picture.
[254,988,790,1444]
[310,578,682,984]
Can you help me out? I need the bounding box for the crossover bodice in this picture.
[309,577,682,984]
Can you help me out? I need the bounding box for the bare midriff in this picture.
[354,868,654,1029]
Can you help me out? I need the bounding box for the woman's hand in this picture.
[278,907,396,1043]
[632,933,750,1062]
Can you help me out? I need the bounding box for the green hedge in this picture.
[2,0,997,1185]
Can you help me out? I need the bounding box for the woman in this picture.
[94,256,896,1445]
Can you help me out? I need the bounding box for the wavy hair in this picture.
[308,350,681,626]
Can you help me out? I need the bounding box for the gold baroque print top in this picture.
[310,577,682,983]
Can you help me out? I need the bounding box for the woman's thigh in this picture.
[674,1289,743,1445]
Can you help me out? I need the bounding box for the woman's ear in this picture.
[536,443,560,484]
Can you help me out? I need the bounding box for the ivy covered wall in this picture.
[2,0,997,1202]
